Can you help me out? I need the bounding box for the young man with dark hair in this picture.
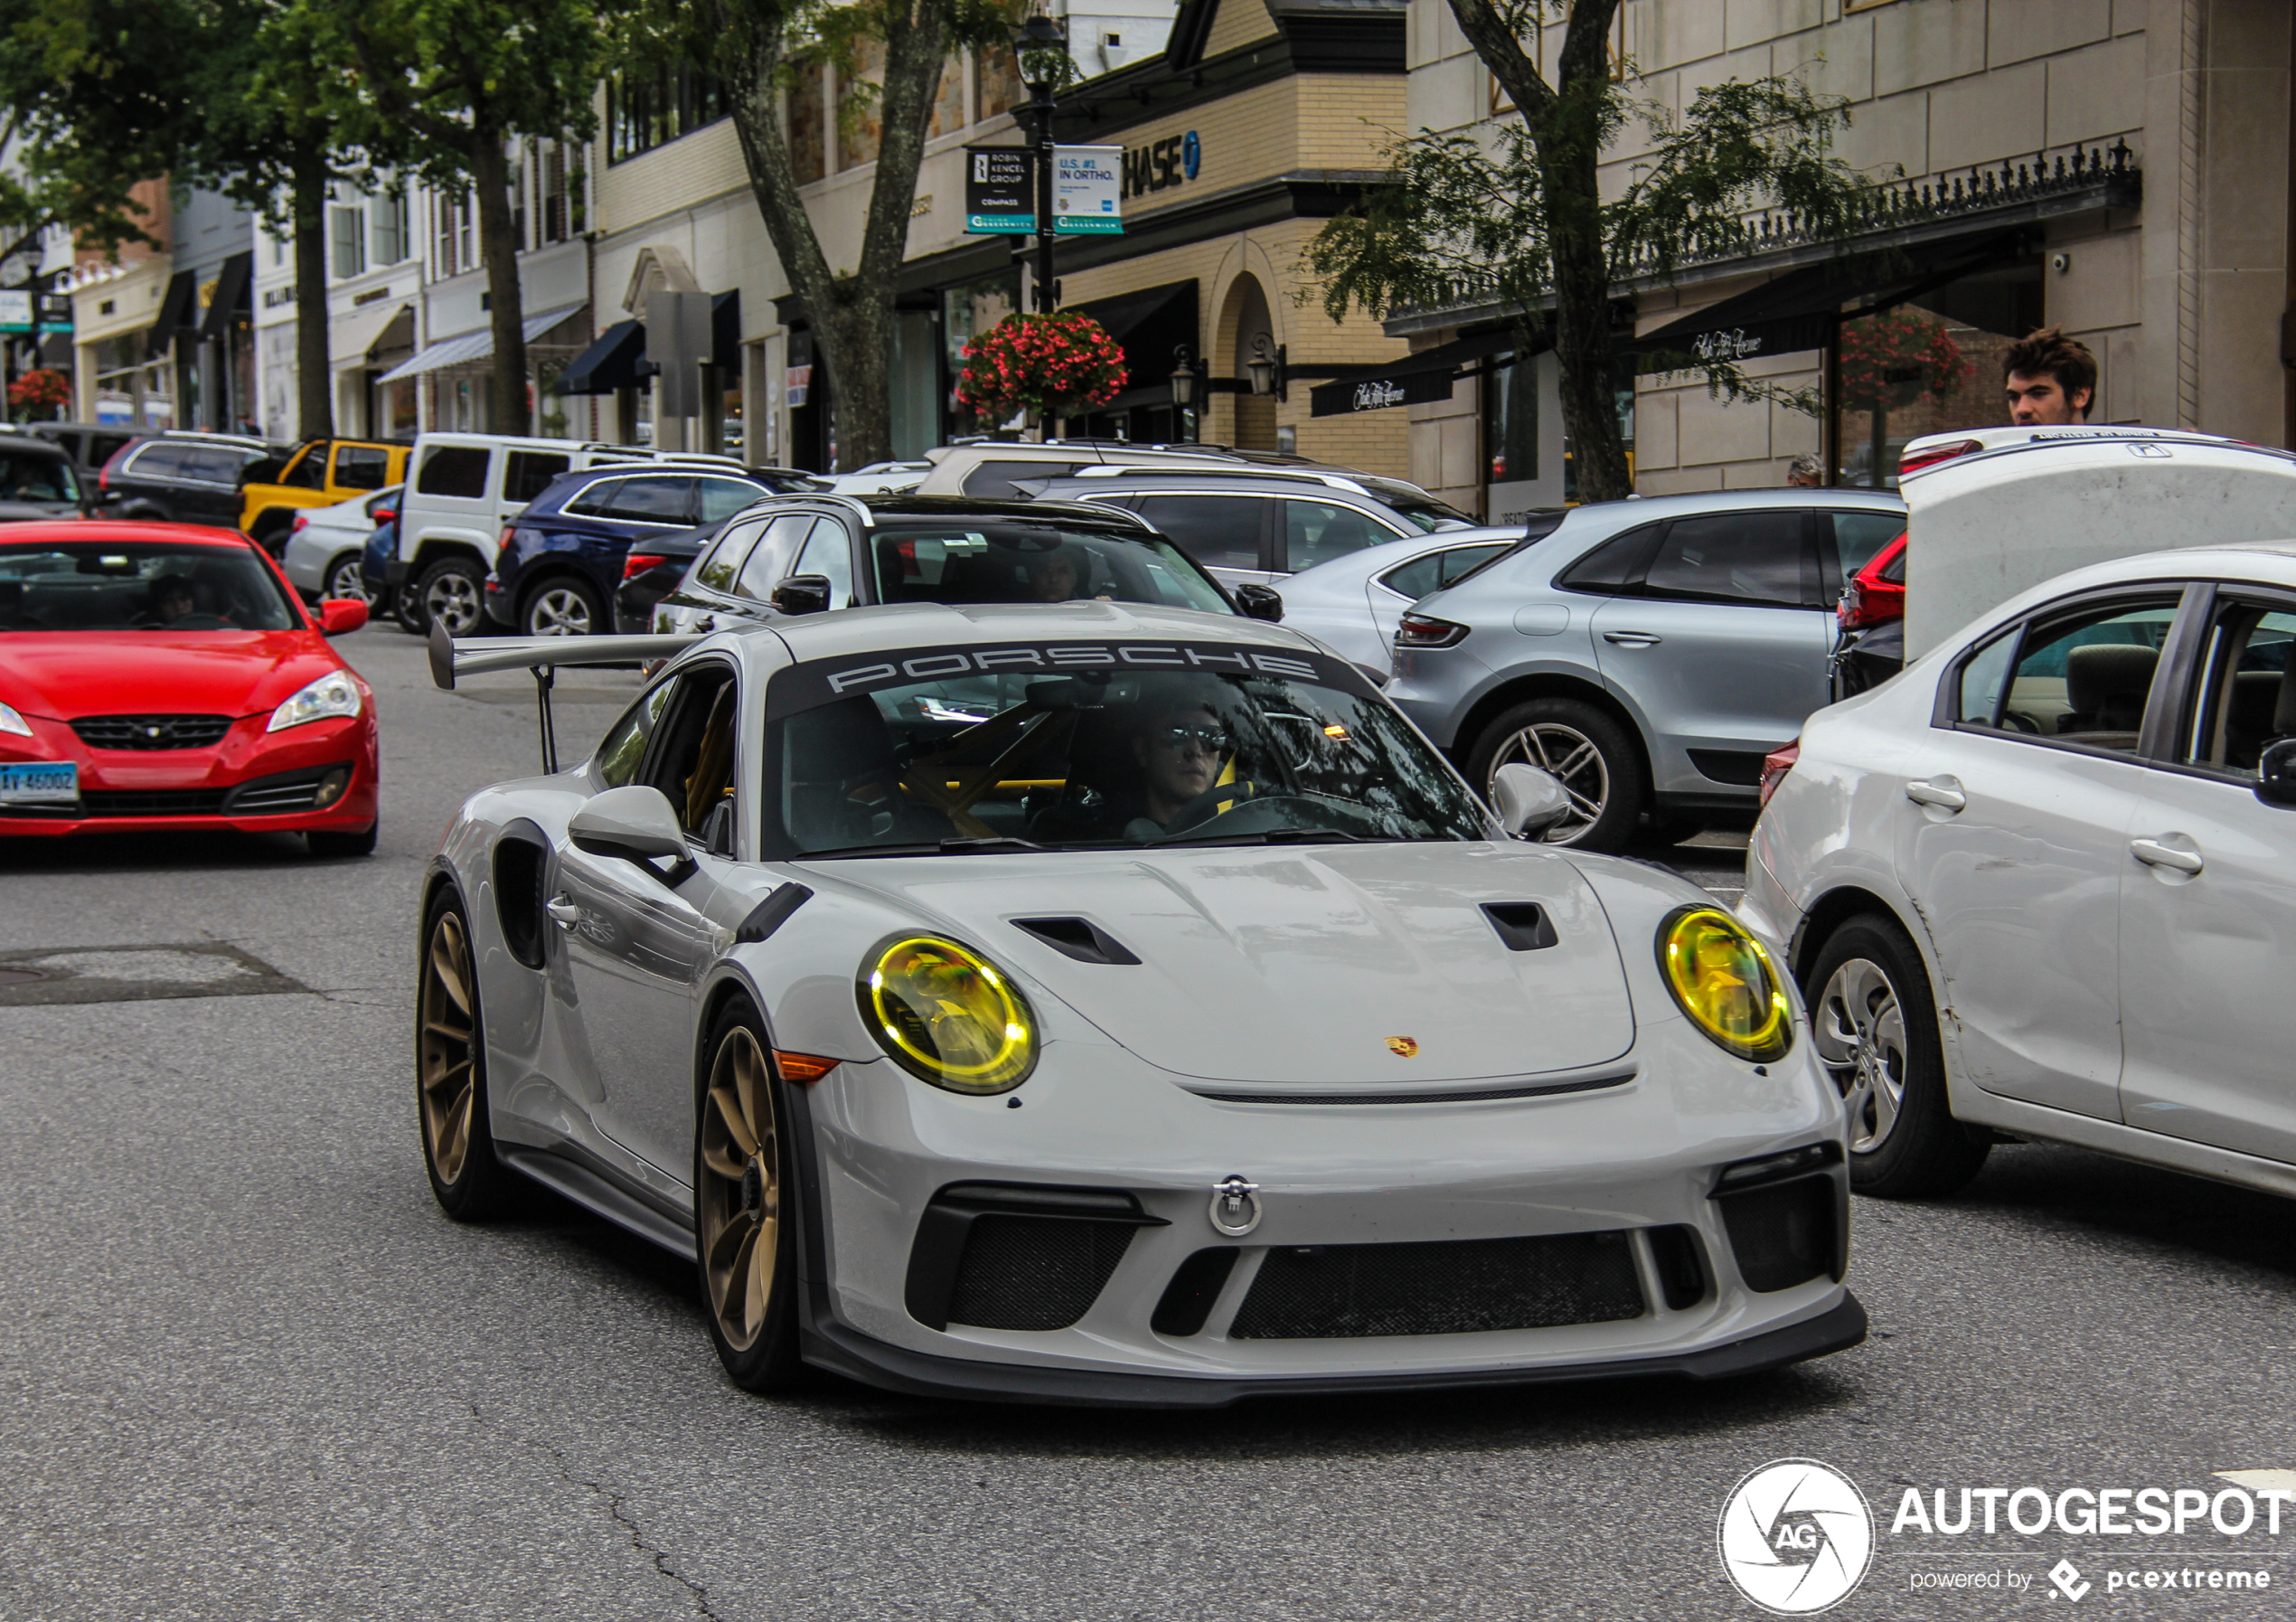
[2002,325,2097,424]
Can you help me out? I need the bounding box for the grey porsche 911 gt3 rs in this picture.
[417,601,1864,1406]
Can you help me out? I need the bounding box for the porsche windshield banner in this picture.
[767,640,1362,719]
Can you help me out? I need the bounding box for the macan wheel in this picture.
[1805,913,1990,1199]
[694,999,805,1391]
[1464,696,1643,852]
[416,556,487,638]
[325,552,375,607]
[416,890,517,1219]
[522,578,604,637]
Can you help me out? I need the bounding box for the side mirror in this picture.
[1235,582,1284,622]
[771,573,833,616]
[2257,740,2296,807]
[318,598,369,636]
[569,785,692,877]
[1490,762,1572,838]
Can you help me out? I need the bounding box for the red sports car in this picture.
[0,521,380,853]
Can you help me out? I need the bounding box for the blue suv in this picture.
[485,464,804,635]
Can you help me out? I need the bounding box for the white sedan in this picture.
[1746,541,2296,1201]
[1272,526,1521,674]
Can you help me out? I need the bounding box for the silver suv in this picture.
[1382,487,1905,850]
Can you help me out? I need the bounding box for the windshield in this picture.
[0,541,299,631]
[0,452,76,504]
[868,521,1232,614]
[763,637,1492,857]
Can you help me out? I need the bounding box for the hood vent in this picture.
[1012,917,1142,966]
[1481,901,1558,951]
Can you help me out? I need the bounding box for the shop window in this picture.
[331,205,366,279]
[942,273,1020,438]
[1831,258,2042,489]
[1484,357,1538,486]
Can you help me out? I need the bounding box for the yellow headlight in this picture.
[859,935,1037,1094]
[1656,905,1793,1063]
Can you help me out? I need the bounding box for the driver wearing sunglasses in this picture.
[1133,705,1231,830]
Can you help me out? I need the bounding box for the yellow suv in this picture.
[241,438,410,555]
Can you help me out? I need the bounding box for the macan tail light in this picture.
[622,552,667,581]
[1395,613,1470,649]
[1758,742,1800,809]
[1897,439,1982,476]
[371,505,395,525]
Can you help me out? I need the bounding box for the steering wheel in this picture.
[1153,776,1260,835]
[143,612,233,630]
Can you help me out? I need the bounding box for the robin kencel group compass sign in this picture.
[964,145,1125,235]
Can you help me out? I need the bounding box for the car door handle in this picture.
[1905,777,1966,811]
[546,895,581,929]
[1602,630,1662,646]
[2130,835,2205,875]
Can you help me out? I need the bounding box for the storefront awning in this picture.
[198,251,253,340]
[556,319,649,394]
[1624,230,2028,365]
[1069,279,1199,411]
[1308,328,1522,417]
[378,303,588,384]
[332,301,410,369]
[146,269,196,361]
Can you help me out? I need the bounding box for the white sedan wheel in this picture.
[1813,957,1908,1154]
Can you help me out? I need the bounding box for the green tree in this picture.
[640,0,1021,470]
[1303,0,1881,503]
[0,0,366,439]
[299,0,615,437]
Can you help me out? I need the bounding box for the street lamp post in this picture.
[1015,13,1068,316]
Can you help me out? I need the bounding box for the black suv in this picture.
[0,433,88,521]
[95,433,277,526]
[31,421,147,476]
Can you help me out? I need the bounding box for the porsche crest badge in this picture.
[1386,1036,1419,1057]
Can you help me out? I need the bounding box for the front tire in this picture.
[1804,914,1990,1198]
[417,556,487,638]
[522,577,605,637]
[695,1000,806,1392]
[309,821,378,858]
[417,891,518,1219]
[1464,697,1643,852]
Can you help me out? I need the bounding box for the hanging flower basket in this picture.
[954,311,1128,427]
[7,367,71,415]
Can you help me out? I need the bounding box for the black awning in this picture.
[710,288,740,370]
[198,251,253,339]
[1625,231,2028,365]
[1308,328,1521,417]
[1069,279,1198,400]
[555,319,650,395]
[147,269,196,360]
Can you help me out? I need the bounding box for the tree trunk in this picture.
[720,4,946,471]
[1445,0,1631,502]
[291,156,334,441]
[469,137,530,437]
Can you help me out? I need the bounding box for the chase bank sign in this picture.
[1121,130,1201,200]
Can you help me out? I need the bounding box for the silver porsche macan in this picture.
[416,601,1864,1406]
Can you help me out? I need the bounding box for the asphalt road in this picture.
[5,624,2293,1621]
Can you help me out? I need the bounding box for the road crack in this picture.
[471,1402,730,1621]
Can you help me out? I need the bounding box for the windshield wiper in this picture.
[1152,826,1366,848]
[797,835,1043,860]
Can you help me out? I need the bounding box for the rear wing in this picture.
[428,621,701,772]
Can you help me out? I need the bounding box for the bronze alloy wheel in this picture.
[419,908,481,1183]
[699,1025,782,1353]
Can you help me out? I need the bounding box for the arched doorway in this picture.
[1215,275,1277,452]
